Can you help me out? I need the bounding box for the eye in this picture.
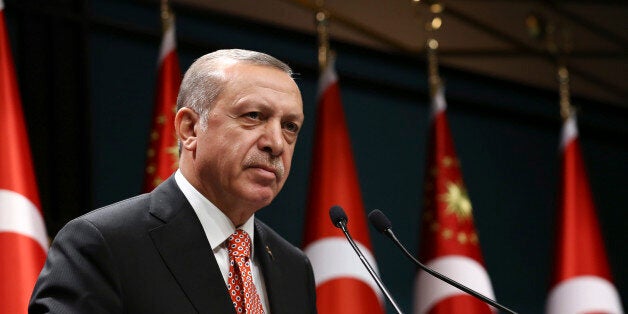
[283,121,300,133]
[244,112,261,120]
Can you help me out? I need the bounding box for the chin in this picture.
[242,188,277,208]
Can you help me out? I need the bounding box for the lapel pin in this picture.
[265,245,275,261]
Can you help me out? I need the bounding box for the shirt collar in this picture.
[174,170,256,257]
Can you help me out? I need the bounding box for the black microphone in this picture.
[329,205,404,314]
[368,209,518,314]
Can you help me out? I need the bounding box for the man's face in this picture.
[193,63,304,212]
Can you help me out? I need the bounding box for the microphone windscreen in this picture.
[329,205,348,227]
[368,209,392,233]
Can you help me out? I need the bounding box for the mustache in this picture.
[243,154,285,179]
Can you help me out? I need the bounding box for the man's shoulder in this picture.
[74,176,183,230]
[70,193,153,232]
[90,193,149,217]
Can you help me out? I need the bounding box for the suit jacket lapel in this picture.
[148,177,234,314]
[255,221,285,314]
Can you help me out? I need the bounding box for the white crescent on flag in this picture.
[414,255,496,314]
[560,114,578,149]
[0,190,48,253]
[547,276,623,314]
[305,236,384,304]
[317,57,338,98]
[158,20,176,64]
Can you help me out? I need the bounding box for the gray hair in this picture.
[176,49,294,125]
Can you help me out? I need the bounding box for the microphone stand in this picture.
[336,220,404,314]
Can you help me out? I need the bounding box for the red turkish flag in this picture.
[142,16,181,192]
[302,57,384,314]
[414,86,495,314]
[546,114,623,314]
[0,2,49,312]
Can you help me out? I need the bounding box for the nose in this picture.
[258,120,284,157]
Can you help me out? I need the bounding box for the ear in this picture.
[175,107,199,151]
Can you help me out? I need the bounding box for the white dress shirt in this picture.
[174,170,270,313]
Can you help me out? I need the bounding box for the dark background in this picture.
[4,0,626,313]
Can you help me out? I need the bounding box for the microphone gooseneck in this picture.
[328,206,404,314]
[367,209,518,314]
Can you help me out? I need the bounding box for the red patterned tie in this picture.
[226,229,265,314]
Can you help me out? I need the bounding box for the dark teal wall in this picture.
[6,0,627,313]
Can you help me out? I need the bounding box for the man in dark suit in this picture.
[29,49,317,314]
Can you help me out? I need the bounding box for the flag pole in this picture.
[554,21,573,121]
[315,0,329,72]
[161,0,174,32]
[426,39,440,97]
[424,0,444,97]
[557,63,573,120]
[524,12,574,120]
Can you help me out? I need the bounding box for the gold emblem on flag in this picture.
[167,143,179,169]
[156,115,166,125]
[442,156,453,167]
[440,181,473,222]
[442,228,453,239]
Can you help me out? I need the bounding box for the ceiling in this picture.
[175,0,627,107]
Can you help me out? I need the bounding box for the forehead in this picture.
[223,63,296,89]
[219,63,303,111]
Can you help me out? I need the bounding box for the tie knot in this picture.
[227,229,251,258]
